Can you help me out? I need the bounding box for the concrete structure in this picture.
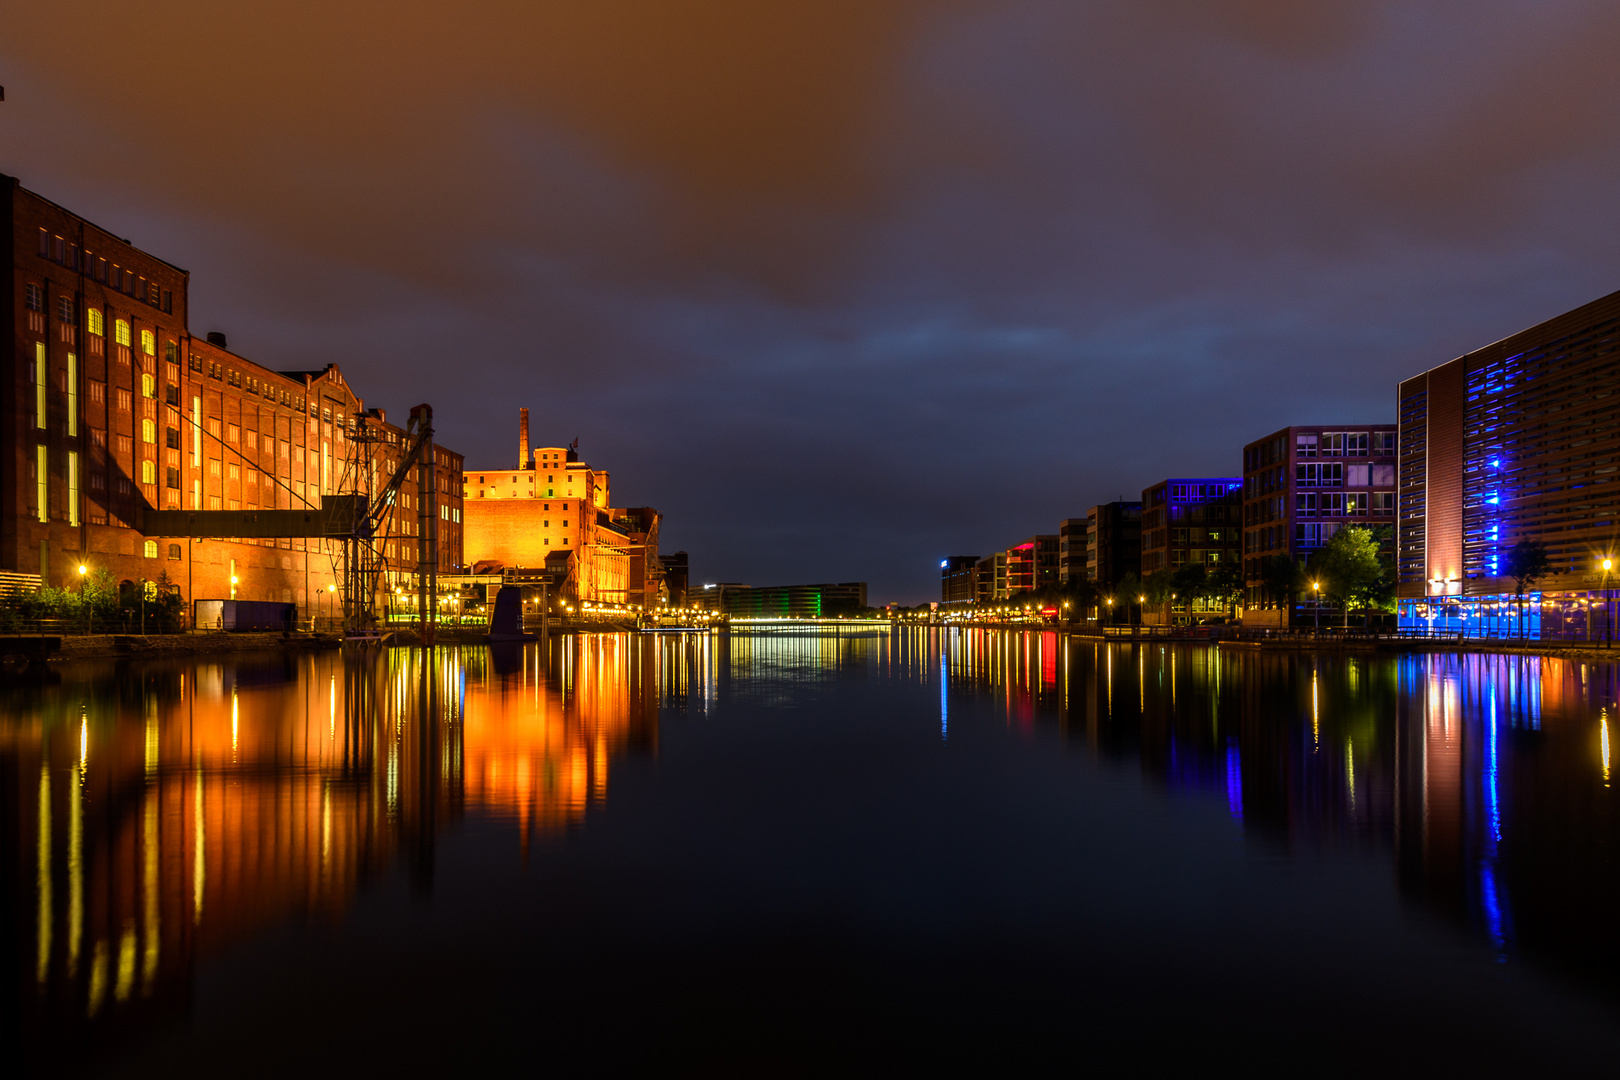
[1397,289,1620,637]
[1240,425,1397,618]
[461,413,662,606]
[2,173,461,621]
[1057,518,1089,586]
[940,555,980,608]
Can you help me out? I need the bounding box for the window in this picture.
[116,388,132,412]
[58,296,75,323]
[66,354,78,437]
[87,308,104,336]
[36,446,48,522]
[144,540,158,559]
[142,419,156,443]
[67,452,79,526]
[142,459,156,485]
[38,228,48,257]
[141,373,155,398]
[140,329,156,356]
[1321,493,1345,516]
[167,466,180,489]
[1371,464,1395,487]
[1295,493,1317,518]
[1372,492,1395,513]
[1346,464,1369,487]
[34,344,47,430]
[114,319,132,347]
[166,427,181,449]
[25,282,43,311]
[1345,494,1367,517]
[168,543,183,560]
[1346,433,1369,456]
[1373,431,1396,455]
[227,424,239,443]
[118,434,132,456]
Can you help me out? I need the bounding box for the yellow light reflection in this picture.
[1602,710,1611,787]
[36,765,51,984]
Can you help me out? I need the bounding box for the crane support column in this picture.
[412,404,438,647]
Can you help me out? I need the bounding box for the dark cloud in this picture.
[7,1,1620,600]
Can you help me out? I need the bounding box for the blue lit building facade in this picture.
[1398,290,1620,638]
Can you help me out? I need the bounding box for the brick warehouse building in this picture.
[3,173,463,618]
[1240,424,1397,623]
[1397,289,1620,638]
[461,411,661,607]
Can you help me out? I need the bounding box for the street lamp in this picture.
[1311,580,1321,631]
[1604,557,1614,648]
[77,564,90,635]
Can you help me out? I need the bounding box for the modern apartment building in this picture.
[1397,289,1620,637]
[940,555,980,608]
[3,173,462,615]
[1086,502,1141,589]
[1057,517,1089,585]
[1240,425,1397,615]
[1005,535,1058,594]
[1139,478,1241,624]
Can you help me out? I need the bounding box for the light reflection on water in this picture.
[4,629,1620,1072]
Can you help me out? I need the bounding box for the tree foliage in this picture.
[1502,538,1552,638]
[1305,526,1394,626]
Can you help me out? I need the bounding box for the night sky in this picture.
[7,2,1620,603]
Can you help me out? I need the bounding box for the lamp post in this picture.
[78,563,89,635]
[1311,580,1321,632]
[1604,558,1614,648]
[1106,596,1114,629]
[1137,594,1145,631]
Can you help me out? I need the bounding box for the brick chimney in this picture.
[519,407,530,470]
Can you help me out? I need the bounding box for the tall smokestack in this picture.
[519,407,531,470]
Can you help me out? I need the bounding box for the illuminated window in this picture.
[36,446,48,522]
[168,544,182,560]
[140,329,156,355]
[114,319,131,347]
[34,343,47,429]
[67,354,78,437]
[141,373,155,398]
[142,419,156,443]
[86,308,104,336]
[144,540,158,558]
[141,459,156,485]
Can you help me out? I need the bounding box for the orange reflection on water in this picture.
[460,636,656,841]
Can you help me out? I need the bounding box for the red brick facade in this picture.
[3,174,463,618]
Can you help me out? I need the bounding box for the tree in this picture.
[1307,526,1388,627]
[1502,538,1551,638]
[1203,560,1245,620]
[1114,572,1142,625]
[1144,568,1175,623]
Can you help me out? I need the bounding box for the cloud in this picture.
[7,1,1620,600]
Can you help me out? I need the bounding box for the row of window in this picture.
[1296,432,1395,458]
[37,229,173,311]
[1295,492,1397,516]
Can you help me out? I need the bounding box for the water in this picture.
[7,629,1620,1074]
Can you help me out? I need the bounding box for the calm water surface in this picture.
[7,629,1620,1074]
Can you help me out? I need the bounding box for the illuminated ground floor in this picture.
[1399,592,1620,640]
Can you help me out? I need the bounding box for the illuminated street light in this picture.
[78,564,88,576]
